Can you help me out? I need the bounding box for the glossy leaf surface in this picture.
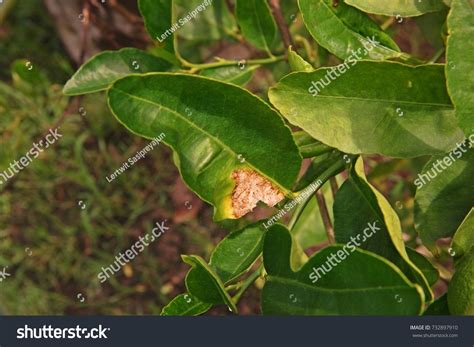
[345,0,447,17]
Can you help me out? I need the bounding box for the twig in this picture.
[268,0,293,49]
[107,0,143,24]
[79,0,91,65]
[315,190,335,243]
[329,177,339,200]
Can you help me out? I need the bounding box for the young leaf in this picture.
[235,0,279,53]
[139,0,175,55]
[183,255,238,313]
[200,65,259,86]
[269,61,464,158]
[333,157,433,301]
[345,0,447,17]
[298,0,404,60]
[262,224,424,315]
[415,148,474,252]
[288,46,314,72]
[63,48,172,95]
[447,247,474,315]
[160,293,212,316]
[107,73,302,220]
[446,0,474,136]
[451,209,474,259]
[210,223,265,284]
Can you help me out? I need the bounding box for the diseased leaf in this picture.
[446,0,474,136]
[448,247,474,315]
[107,73,301,220]
[139,0,175,55]
[333,157,433,301]
[415,147,474,252]
[451,208,474,259]
[160,293,212,316]
[345,0,447,17]
[236,0,279,52]
[210,223,265,284]
[262,224,424,315]
[63,48,172,95]
[200,65,259,86]
[298,0,405,60]
[183,255,238,312]
[269,61,464,158]
[288,46,314,72]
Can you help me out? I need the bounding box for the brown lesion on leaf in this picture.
[231,169,285,218]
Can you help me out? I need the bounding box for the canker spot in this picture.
[231,169,284,218]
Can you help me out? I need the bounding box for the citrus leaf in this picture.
[269,61,464,158]
[333,157,433,301]
[210,223,265,284]
[406,248,439,286]
[448,247,474,315]
[200,65,259,86]
[415,147,474,252]
[298,0,404,60]
[236,0,279,52]
[424,294,450,315]
[288,46,314,72]
[63,48,172,96]
[139,0,175,54]
[262,224,424,315]
[107,73,301,220]
[183,255,238,313]
[446,0,474,136]
[344,0,447,17]
[160,293,212,316]
[451,208,474,259]
[175,0,236,42]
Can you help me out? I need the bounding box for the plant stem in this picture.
[232,264,263,304]
[268,0,294,48]
[329,177,339,200]
[315,190,335,243]
[185,55,285,72]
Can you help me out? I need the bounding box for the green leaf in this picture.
[269,61,464,158]
[344,0,447,17]
[333,157,433,301]
[406,248,439,286]
[415,147,474,252]
[107,73,301,220]
[262,224,424,315]
[451,208,474,259]
[63,48,172,95]
[448,247,474,315]
[183,255,238,313]
[175,0,236,42]
[160,293,212,316]
[298,0,404,61]
[200,65,259,86]
[288,46,314,72]
[139,0,175,54]
[210,223,265,284]
[424,294,450,315]
[446,0,474,136]
[235,0,279,53]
